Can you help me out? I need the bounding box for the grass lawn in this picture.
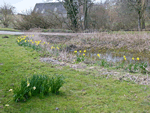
[0,28,20,32]
[0,34,150,113]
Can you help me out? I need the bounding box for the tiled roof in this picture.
[33,2,67,14]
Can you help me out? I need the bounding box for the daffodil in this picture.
[27,82,30,87]
[9,89,13,92]
[74,51,77,53]
[97,54,100,57]
[132,57,134,60]
[137,57,139,60]
[84,50,86,52]
[5,104,9,107]
[33,86,36,90]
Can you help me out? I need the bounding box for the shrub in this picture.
[13,11,56,30]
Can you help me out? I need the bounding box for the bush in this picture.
[13,74,65,102]
[13,11,59,30]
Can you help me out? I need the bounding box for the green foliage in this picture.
[75,53,85,63]
[99,59,109,67]
[116,60,126,69]
[124,62,147,74]
[17,38,42,52]
[13,75,51,102]
[139,62,148,74]
[13,74,65,102]
[50,74,65,94]
[127,63,138,73]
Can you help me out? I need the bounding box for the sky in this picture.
[0,0,104,14]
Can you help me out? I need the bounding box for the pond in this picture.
[70,49,150,64]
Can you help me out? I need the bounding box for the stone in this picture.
[55,107,59,110]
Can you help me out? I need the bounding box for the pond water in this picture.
[70,50,150,64]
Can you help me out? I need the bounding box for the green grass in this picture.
[0,34,150,112]
[0,27,20,32]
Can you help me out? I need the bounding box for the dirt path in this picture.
[0,31,98,36]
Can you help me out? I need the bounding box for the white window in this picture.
[41,9,45,13]
[54,7,57,12]
[36,8,39,12]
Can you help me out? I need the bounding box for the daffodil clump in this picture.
[16,35,42,51]
[74,50,86,62]
[13,74,65,102]
[121,56,148,73]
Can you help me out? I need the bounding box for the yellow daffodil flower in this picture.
[27,82,30,87]
[9,89,13,92]
[33,86,36,90]
[97,54,100,57]
[5,104,9,107]
[74,51,77,53]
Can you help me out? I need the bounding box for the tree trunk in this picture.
[84,0,88,30]
[141,12,145,29]
[138,12,141,31]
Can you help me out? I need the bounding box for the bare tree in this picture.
[55,0,94,32]
[0,3,15,27]
[123,0,148,31]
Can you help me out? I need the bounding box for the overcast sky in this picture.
[0,0,104,14]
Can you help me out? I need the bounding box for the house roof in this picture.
[33,2,67,14]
